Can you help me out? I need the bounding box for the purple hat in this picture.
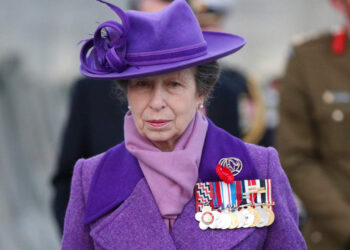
[80,0,245,80]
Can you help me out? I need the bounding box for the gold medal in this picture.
[248,207,261,227]
[264,206,275,226]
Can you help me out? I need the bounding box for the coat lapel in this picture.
[198,119,258,181]
[84,142,144,224]
[90,178,176,250]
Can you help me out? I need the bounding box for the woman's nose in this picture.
[149,85,166,111]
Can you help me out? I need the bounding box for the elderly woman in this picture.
[62,0,306,249]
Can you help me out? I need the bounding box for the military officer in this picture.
[277,0,350,249]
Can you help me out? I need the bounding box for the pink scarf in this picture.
[124,111,208,230]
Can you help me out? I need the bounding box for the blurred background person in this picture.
[190,0,269,146]
[52,0,268,234]
[51,78,128,232]
[277,0,350,249]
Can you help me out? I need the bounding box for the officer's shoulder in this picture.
[291,31,332,53]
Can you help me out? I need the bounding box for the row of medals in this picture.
[195,205,275,230]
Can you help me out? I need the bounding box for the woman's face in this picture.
[127,67,204,152]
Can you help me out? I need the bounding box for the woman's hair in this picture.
[115,60,220,105]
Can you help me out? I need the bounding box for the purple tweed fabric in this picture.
[62,144,306,249]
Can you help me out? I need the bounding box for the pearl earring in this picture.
[128,106,131,110]
[199,104,204,109]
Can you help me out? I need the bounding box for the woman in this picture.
[62,0,306,249]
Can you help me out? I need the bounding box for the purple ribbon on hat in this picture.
[80,0,130,74]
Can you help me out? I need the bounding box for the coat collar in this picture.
[84,118,258,224]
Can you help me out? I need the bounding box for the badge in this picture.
[216,157,243,183]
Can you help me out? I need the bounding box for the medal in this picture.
[264,179,275,226]
[256,206,269,227]
[228,211,239,229]
[216,212,231,229]
[194,178,275,230]
[236,209,246,228]
[240,208,254,228]
[195,206,218,230]
[249,206,261,227]
[209,211,221,229]
[265,206,275,226]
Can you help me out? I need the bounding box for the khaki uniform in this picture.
[278,32,350,250]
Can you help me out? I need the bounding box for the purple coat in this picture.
[62,121,306,250]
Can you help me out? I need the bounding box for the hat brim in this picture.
[80,31,246,80]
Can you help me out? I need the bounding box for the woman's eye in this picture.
[169,82,180,88]
[134,81,150,87]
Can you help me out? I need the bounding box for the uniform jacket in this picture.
[278,32,350,250]
[53,69,249,232]
[62,120,305,249]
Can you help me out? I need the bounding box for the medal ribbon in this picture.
[229,182,237,211]
[248,179,257,207]
[241,180,248,206]
[267,179,273,210]
[219,181,226,209]
[195,179,272,212]
[194,182,213,212]
[235,180,243,208]
[259,179,266,205]
[209,182,223,209]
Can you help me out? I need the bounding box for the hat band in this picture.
[126,41,207,66]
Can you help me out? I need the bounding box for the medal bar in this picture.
[194,179,275,230]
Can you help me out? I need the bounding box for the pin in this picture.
[219,157,243,176]
[216,157,243,183]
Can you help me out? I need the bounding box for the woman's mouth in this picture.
[146,120,171,128]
